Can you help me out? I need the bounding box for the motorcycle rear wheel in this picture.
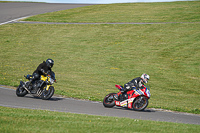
[103,93,116,108]
[16,84,28,97]
[132,96,148,111]
[41,86,54,100]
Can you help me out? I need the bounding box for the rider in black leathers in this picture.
[26,59,54,89]
[114,73,150,100]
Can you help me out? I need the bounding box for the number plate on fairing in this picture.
[115,98,135,107]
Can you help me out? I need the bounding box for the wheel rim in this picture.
[133,97,147,110]
[43,88,51,97]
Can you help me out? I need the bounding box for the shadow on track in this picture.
[113,106,156,113]
[23,95,64,101]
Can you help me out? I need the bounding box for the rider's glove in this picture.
[125,85,130,90]
[41,69,45,73]
[41,69,47,76]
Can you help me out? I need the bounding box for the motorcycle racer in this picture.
[114,73,150,100]
[25,59,54,89]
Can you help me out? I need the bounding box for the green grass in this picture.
[0,106,199,133]
[24,1,200,23]
[0,1,200,114]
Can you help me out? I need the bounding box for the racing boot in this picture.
[122,92,128,100]
[25,82,31,89]
[113,91,123,100]
[25,80,33,90]
[113,94,118,100]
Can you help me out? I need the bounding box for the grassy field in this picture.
[0,1,200,114]
[24,1,200,23]
[0,106,200,133]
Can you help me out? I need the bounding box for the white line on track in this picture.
[0,16,30,26]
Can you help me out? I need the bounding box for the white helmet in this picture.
[141,73,150,83]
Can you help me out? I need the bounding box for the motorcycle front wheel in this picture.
[103,93,116,108]
[41,86,54,100]
[16,84,28,97]
[132,96,148,111]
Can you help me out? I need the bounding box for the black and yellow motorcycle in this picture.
[16,71,56,100]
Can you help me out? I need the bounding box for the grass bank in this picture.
[0,106,199,133]
[0,1,200,114]
[24,1,200,23]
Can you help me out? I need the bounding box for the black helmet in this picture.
[46,59,54,68]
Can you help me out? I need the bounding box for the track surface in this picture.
[0,2,94,24]
[0,3,200,125]
[1,86,200,125]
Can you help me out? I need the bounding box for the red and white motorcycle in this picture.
[103,84,150,111]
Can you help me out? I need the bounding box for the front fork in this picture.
[45,85,51,91]
[20,81,31,93]
[36,85,51,97]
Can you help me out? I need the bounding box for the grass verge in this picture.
[0,106,199,133]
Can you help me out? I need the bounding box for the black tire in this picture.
[16,84,28,97]
[132,96,148,111]
[41,86,54,100]
[103,93,116,108]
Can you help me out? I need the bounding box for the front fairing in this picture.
[144,85,151,98]
[133,86,150,98]
[146,88,151,98]
[40,71,56,85]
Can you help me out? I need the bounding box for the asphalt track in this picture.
[0,2,94,25]
[0,2,200,125]
[0,86,200,125]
